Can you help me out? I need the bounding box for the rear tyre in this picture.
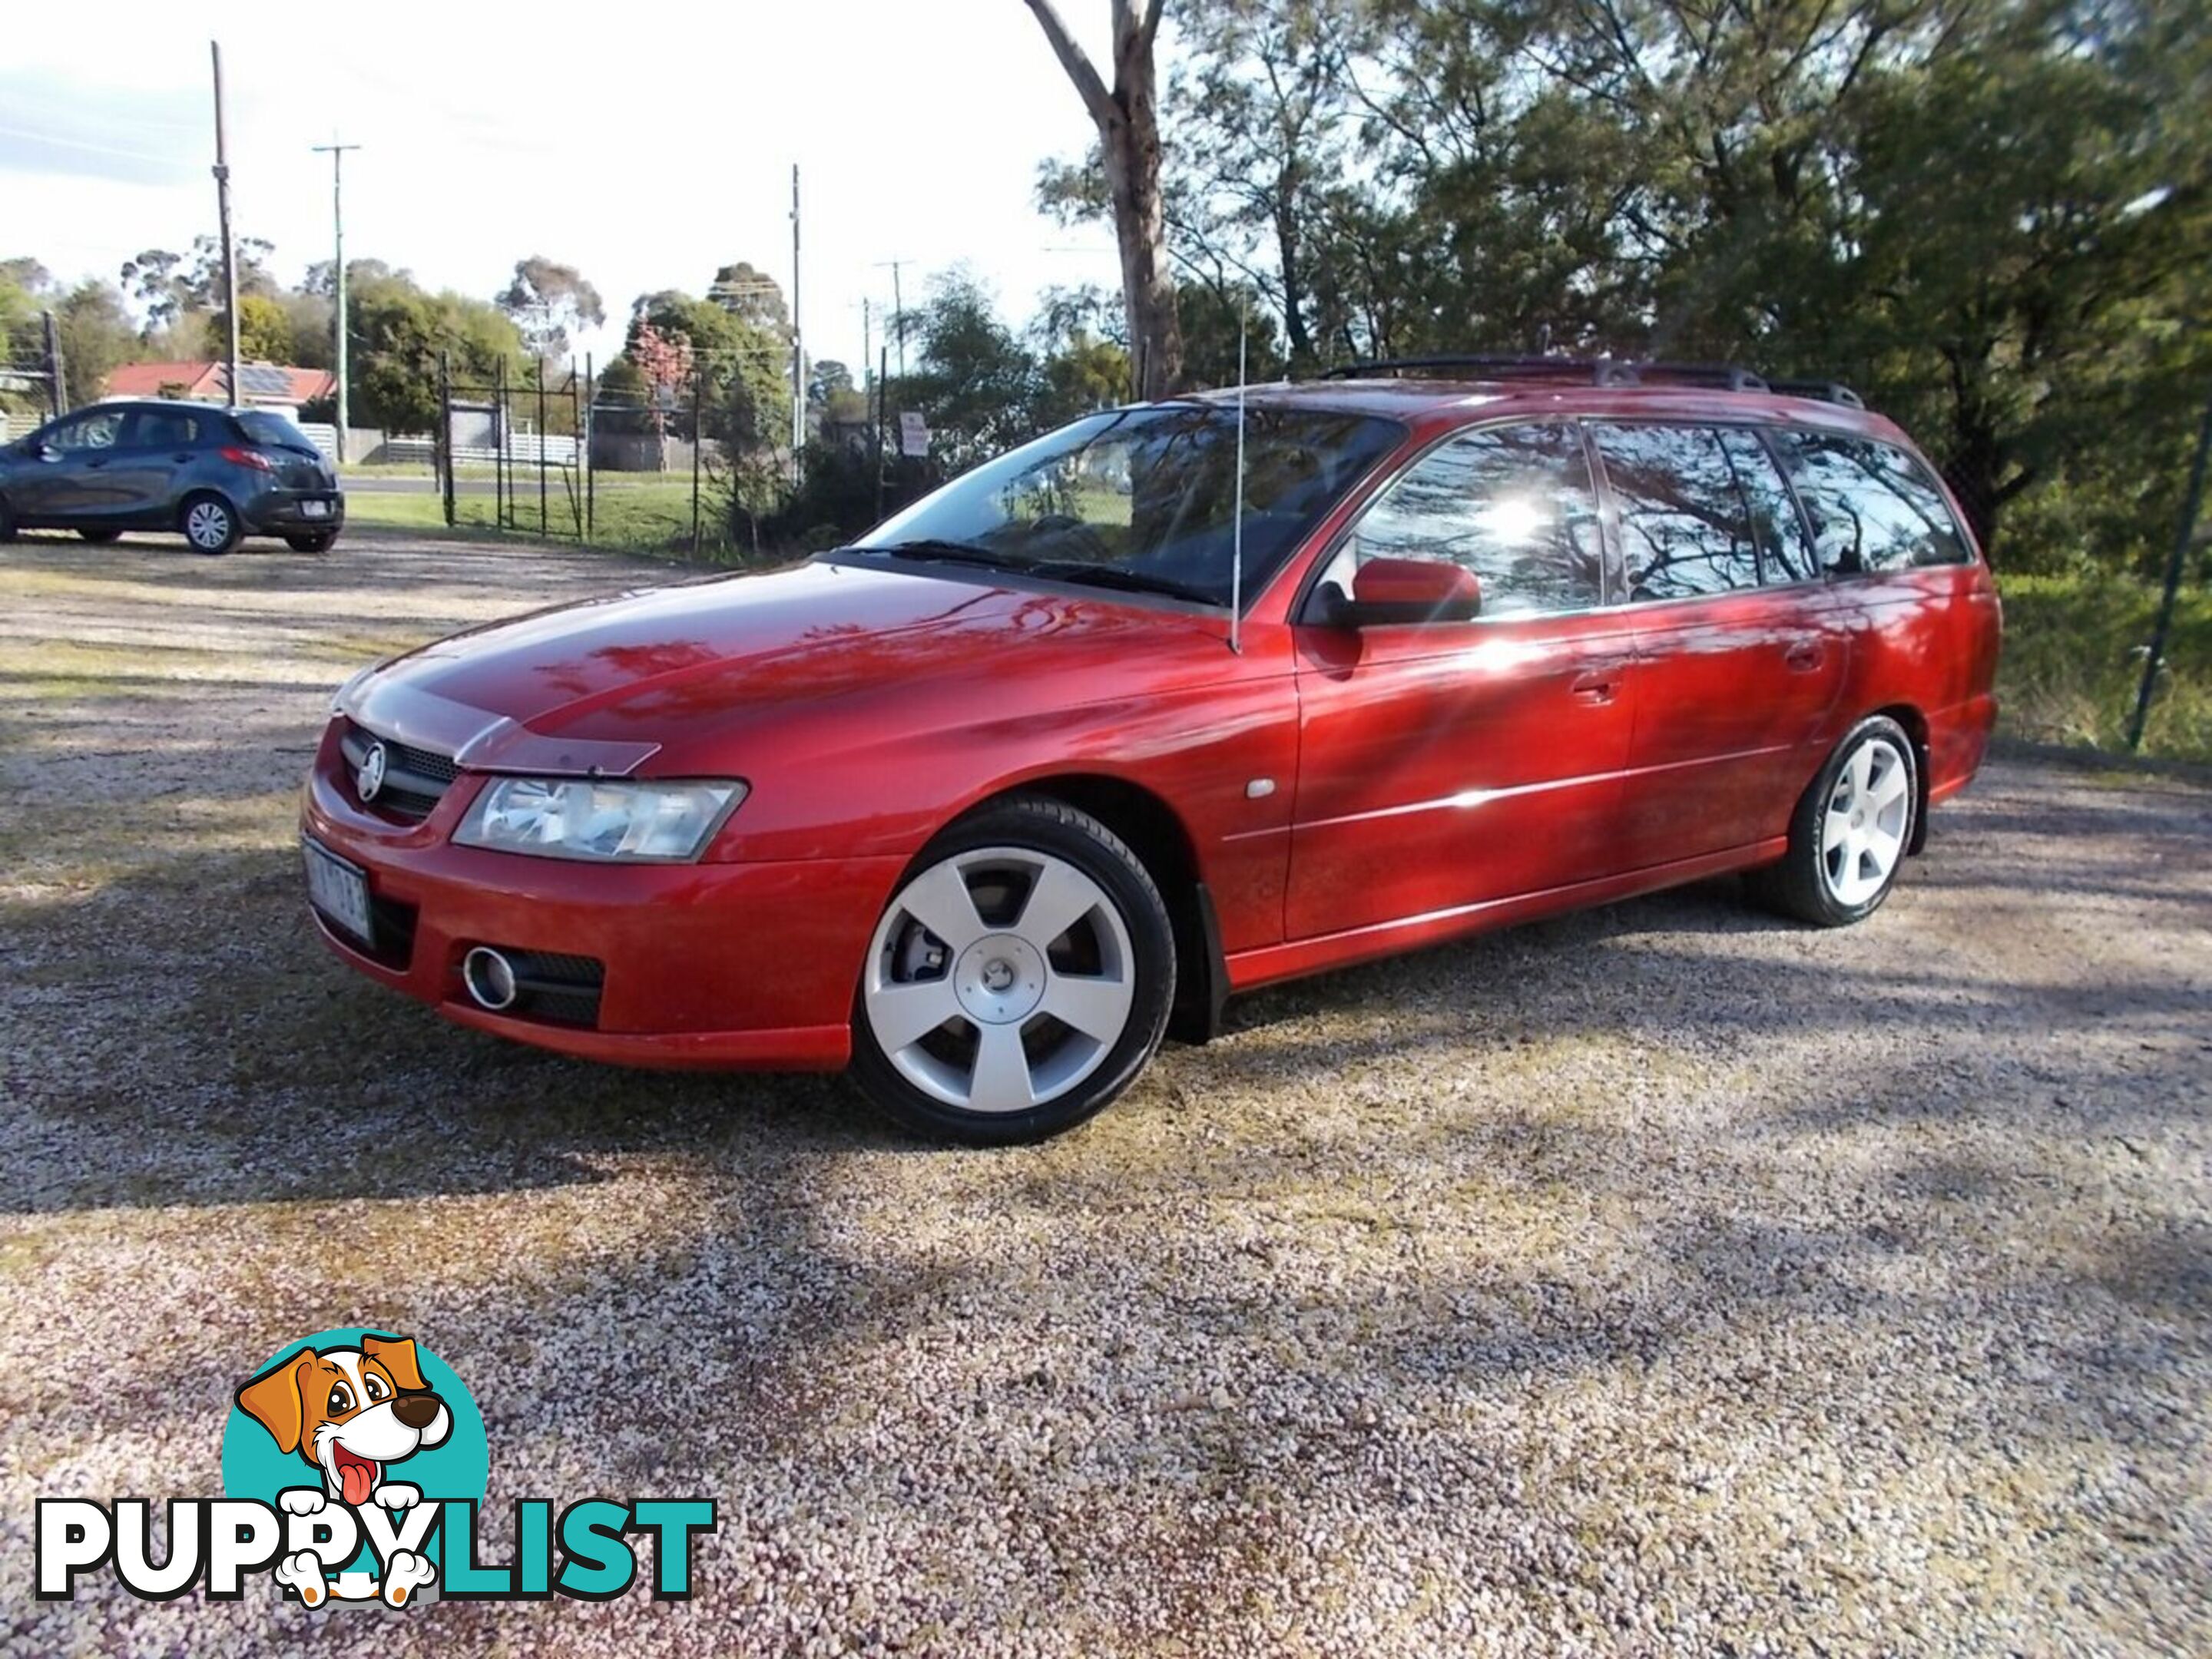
[850,796,1175,1144]
[77,528,121,544]
[285,531,338,553]
[180,493,241,556]
[1747,715,1919,927]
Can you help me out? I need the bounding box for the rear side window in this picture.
[1717,428,1816,582]
[1770,431,1969,573]
[126,408,204,449]
[1591,424,1759,601]
[1328,422,1604,618]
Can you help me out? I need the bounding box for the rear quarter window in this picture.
[1770,429,1969,574]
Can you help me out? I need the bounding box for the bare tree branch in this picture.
[1024,0,1120,129]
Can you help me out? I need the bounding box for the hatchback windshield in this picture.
[234,410,320,453]
[852,403,1404,608]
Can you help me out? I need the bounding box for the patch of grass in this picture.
[1995,572,2211,762]
[344,475,753,560]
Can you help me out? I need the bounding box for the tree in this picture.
[708,262,790,337]
[204,293,296,364]
[347,269,525,432]
[896,271,1043,467]
[53,280,139,407]
[498,255,605,361]
[1022,0,1185,398]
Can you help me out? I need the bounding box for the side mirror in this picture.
[1324,556,1483,627]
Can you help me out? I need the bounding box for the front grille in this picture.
[339,722,459,823]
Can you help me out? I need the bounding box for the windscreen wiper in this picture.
[1022,561,1220,606]
[863,538,1025,571]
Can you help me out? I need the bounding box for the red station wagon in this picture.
[302,358,2001,1141]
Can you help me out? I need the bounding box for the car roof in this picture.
[1176,376,1908,445]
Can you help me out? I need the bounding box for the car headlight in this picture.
[455,777,747,863]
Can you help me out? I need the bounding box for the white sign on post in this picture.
[899,412,930,458]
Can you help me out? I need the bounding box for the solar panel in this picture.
[236,364,296,397]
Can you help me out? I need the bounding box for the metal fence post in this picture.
[536,354,549,539]
[42,310,65,416]
[584,352,595,541]
[2127,385,2212,752]
[438,351,455,529]
[690,362,704,558]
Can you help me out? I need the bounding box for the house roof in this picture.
[103,361,337,406]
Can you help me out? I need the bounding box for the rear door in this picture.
[1286,420,1637,942]
[1591,422,1850,868]
[107,406,210,526]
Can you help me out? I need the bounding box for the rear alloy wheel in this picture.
[180,495,241,556]
[285,531,337,553]
[852,797,1174,1144]
[77,528,121,544]
[1748,715,1919,926]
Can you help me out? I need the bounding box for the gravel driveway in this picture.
[3,529,2207,1657]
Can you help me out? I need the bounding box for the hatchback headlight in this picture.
[455,777,746,863]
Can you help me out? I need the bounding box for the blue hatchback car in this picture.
[0,399,345,555]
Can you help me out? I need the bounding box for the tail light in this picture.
[220,445,275,472]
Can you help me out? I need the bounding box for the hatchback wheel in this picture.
[180,494,241,555]
[1749,715,1919,926]
[851,796,1175,1144]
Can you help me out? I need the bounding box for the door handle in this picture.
[84,458,108,469]
[1570,669,1623,704]
[1784,642,1824,673]
[174,453,194,462]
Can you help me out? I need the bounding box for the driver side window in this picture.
[1320,422,1604,619]
[42,410,126,454]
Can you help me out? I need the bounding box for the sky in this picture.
[0,1,1135,373]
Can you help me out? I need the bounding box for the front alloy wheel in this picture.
[852,798,1174,1143]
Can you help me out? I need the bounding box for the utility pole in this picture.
[790,164,803,483]
[311,140,361,463]
[873,258,910,378]
[210,41,240,408]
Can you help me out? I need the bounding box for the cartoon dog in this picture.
[236,1333,452,1607]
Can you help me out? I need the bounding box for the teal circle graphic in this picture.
[221,1327,488,1584]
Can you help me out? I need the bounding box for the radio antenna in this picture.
[1229,315,1247,654]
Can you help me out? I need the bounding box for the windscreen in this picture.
[855,403,1405,608]
[233,411,320,454]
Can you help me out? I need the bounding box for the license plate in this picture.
[303,838,373,945]
[302,499,330,519]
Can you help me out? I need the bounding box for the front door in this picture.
[1588,422,1850,867]
[12,407,130,520]
[1286,420,1637,942]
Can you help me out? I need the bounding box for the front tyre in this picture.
[180,493,241,556]
[851,796,1175,1144]
[1748,715,1919,927]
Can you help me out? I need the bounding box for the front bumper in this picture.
[300,730,902,1071]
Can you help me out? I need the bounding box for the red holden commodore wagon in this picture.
[303,358,2000,1141]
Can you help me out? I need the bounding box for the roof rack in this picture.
[1632,361,1770,392]
[1321,354,1773,392]
[1323,354,1641,386]
[1767,378,1866,409]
